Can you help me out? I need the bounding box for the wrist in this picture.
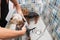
[18,27,26,36]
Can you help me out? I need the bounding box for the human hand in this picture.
[21,26,26,32]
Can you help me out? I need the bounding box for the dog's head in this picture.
[10,13,25,29]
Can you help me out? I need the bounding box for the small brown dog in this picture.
[5,13,25,40]
[22,8,39,40]
[22,8,39,24]
[6,13,24,30]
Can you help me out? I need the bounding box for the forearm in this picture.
[10,0,23,16]
[0,27,26,39]
[10,0,26,21]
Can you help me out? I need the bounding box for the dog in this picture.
[4,13,25,40]
[22,8,39,25]
[6,13,24,30]
[22,8,39,40]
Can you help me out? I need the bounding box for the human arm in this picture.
[0,26,26,39]
[10,0,23,16]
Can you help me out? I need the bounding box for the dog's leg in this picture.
[34,16,39,24]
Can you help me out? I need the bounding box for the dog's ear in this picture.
[16,21,24,30]
[18,21,24,25]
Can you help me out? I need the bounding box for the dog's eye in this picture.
[11,18,13,20]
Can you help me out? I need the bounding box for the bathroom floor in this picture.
[22,17,53,40]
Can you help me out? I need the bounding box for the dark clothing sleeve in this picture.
[0,0,9,27]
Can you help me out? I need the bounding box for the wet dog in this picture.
[5,13,25,40]
[6,13,24,30]
[22,8,39,24]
